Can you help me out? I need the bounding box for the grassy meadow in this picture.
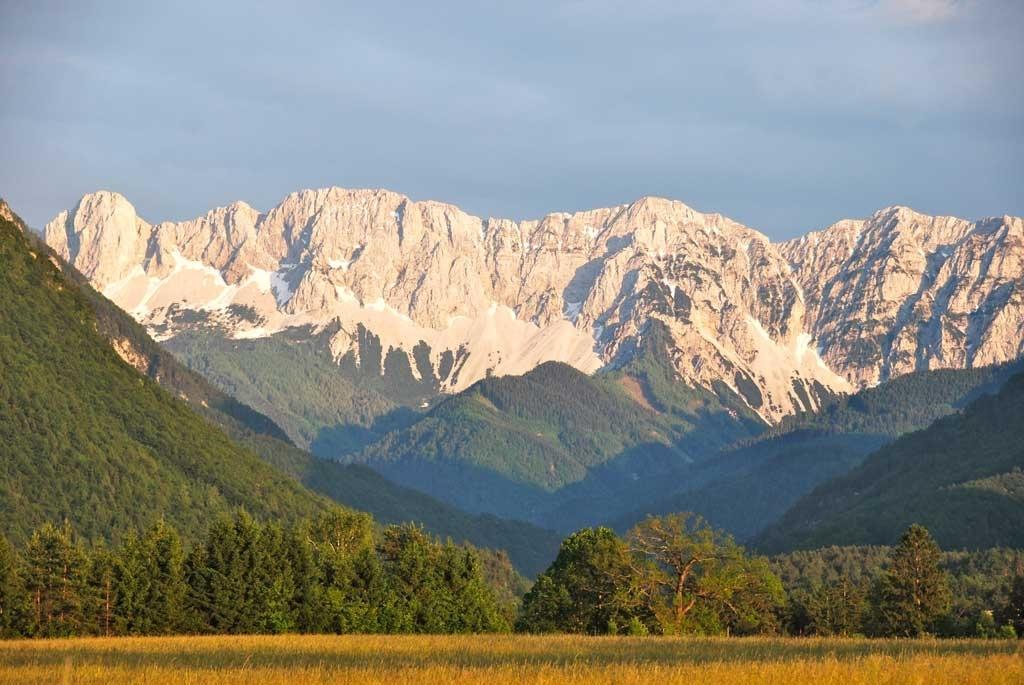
[0,634,1020,685]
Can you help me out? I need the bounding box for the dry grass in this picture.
[0,634,1020,684]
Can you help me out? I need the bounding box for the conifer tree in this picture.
[23,522,89,637]
[0,534,27,637]
[186,511,261,634]
[998,574,1024,636]
[115,521,187,634]
[85,547,116,637]
[442,543,509,633]
[871,524,951,636]
[378,523,446,633]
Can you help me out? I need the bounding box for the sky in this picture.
[1,1,1021,239]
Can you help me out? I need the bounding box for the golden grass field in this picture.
[0,634,1021,685]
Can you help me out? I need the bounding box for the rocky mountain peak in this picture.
[0,198,22,229]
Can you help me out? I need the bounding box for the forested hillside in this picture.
[167,324,430,456]
[0,211,331,544]
[758,369,1024,552]
[614,361,1023,540]
[0,204,558,575]
[348,330,764,527]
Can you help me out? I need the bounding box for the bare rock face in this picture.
[44,189,1023,422]
[781,207,1024,387]
[0,199,22,228]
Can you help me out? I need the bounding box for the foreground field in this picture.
[1,634,1021,685]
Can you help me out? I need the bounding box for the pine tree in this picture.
[441,543,509,633]
[186,511,257,634]
[871,524,951,636]
[378,523,445,633]
[85,547,116,637]
[115,520,187,634]
[0,534,27,637]
[23,522,89,637]
[998,574,1024,636]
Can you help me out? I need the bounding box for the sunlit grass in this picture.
[1,634,1020,684]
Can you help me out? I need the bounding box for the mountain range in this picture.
[45,189,1024,433]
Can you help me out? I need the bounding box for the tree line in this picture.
[1,511,1022,639]
[518,516,1023,638]
[0,510,511,638]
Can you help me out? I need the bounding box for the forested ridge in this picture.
[166,324,428,456]
[758,368,1024,552]
[349,323,765,527]
[0,213,333,543]
[614,358,1024,540]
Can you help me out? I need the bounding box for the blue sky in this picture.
[1,1,1021,238]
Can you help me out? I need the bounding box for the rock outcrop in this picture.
[781,207,1024,387]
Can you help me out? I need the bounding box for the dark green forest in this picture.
[0,512,515,638]
[0,215,333,544]
[758,368,1024,552]
[616,358,1024,540]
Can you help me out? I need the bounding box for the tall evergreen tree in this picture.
[440,543,509,633]
[998,574,1024,636]
[23,522,89,637]
[115,521,187,634]
[185,511,265,634]
[85,547,116,637]
[871,524,951,636]
[377,523,448,633]
[0,534,27,637]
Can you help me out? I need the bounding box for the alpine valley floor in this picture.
[1,634,1021,685]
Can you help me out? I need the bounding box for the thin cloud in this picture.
[875,0,965,24]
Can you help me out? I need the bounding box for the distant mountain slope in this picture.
[165,323,426,456]
[348,326,764,526]
[757,369,1024,552]
[3,201,559,575]
[615,360,1024,540]
[0,204,331,545]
